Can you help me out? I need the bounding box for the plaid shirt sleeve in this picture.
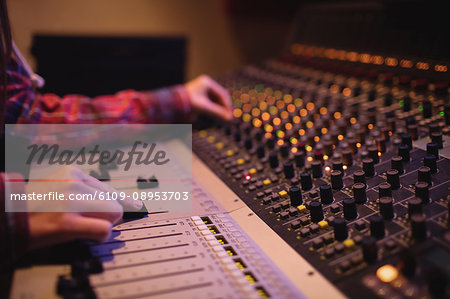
[4,57,193,125]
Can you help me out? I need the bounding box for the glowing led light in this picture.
[273,117,281,126]
[240,93,250,103]
[274,90,283,100]
[323,155,329,161]
[356,143,361,148]
[276,130,285,138]
[306,102,315,111]
[350,117,357,124]
[294,98,303,107]
[262,112,270,121]
[306,146,313,152]
[299,129,306,136]
[269,106,278,115]
[376,265,398,283]
[334,112,342,119]
[418,105,423,111]
[290,137,298,144]
[338,135,344,141]
[251,107,261,117]
[440,111,445,116]
[325,166,331,172]
[280,111,289,119]
[321,127,328,134]
[343,165,348,170]
[320,107,328,115]
[277,139,284,146]
[265,132,272,139]
[300,109,308,117]
[284,94,293,103]
[343,88,352,97]
[400,59,413,68]
[293,116,301,123]
[264,124,274,133]
[276,100,285,110]
[242,113,251,122]
[399,100,404,107]
[287,104,296,113]
[291,147,298,153]
[314,136,320,142]
[252,118,262,127]
[285,123,293,130]
[233,108,243,118]
[245,174,251,180]
[242,103,252,112]
[307,156,313,161]
[330,84,339,94]
[368,124,374,130]
[306,121,314,129]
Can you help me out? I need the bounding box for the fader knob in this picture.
[280,144,290,158]
[363,158,375,177]
[398,144,410,162]
[431,132,443,149]
[426,142,439,158]
[234,132,241,142]
[369,214,385,239]
[300,173,313,191]
[362,237,378,263]
[386,169,400,189]
[353,170,366,184]
[422,100,432,118]
[269,152,279,168]
[353,183,367,204]
[379,197,394,220]
[331,170,343,190]
[417,166,431,185]
[244,137,253,150]
[332,160,343,172]
[294,152,305,168]
[407,197,423,217]
[289,186,302,207]
[267,137,275,149]
[378,182,392,198]
[391,156,404,174]
[415,182,429,204]
[320,184,333,205]
[256,144,265,158]
[411,213,427,240]
[402,96,412,112]
[423,155,437,174]
[333,218,348,241]
[343,198,357,220]
[368,146,379,164]
[311,160,323,178]
[284,162,295,179]
[309,201,324,223]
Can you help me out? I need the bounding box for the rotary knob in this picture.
[333,217,348,241]
[289,186,302,206]
[300,173,313,191]
[353,183,367,204]
[379,197,394,220]
[319,184,333,205]
[309,201,324,223]
[331,170,343,190]
[369,214,385,239]
[343,198,357,220]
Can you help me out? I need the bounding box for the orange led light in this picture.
[233,108,243,118]
[273,117,281,126]
[306,102,315,111]
[287,104,296,113]
[376,265,398,283]
[299,129,306,136]
[323,155,329,161]
[343,165,348,170]
[291,147,298,153]
[261,112,270,121]
[285,123,293,130]
[334,112,342,119]
[307,156,313,161]
[320,107,328,115]
[368,124,374,130]
[321,127,328,134]
[306,121,314,129]
[300,109,308,117]
[265,132,272,139]
[314,136,320,142]
[378,152,382,157]
[293,116,301,124]
[277,139,284,146]
[325,166,331,172]
[290,138,298,145]
[356,143,361,148]
[338,135,344,141]
[350,117,357,124]
[343,88,352,97]
[280,111,289,119]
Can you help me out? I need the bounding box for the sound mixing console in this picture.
[8,1,450,299]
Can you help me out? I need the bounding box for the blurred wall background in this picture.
[7,0,297,80]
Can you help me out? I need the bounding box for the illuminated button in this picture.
[226,150,234,157]
[263,179,271,186]
[318,220,329,229]
[207,136,215,143]
[249,168,257,175]
[278,190,288,198]
[216,142,224,150]
[343,239,355,249]
[297,205,307,212]
[237,158,245,165]
[199,130,207,137]
[376,264,399,283]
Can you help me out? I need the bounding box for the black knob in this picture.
[397,250,416,277]
[386,169,400,189]
[294,152,305,168]
[379,197,394,220]
[300,173,313,191]
[284,162,295,179]
[426,142,439,158]
[353,183,367,204]
[343,198,357,220]
[311,160,322,178]
[407,197,423,217]
[417,166,431,185]
[378,182,392,198]
[362,237,378,263]
[353,170,366,184]
[408,124,418,140]
[384,93,393,106]
[398,144,410,162]
[333,217,348,241]
[280,144,290,158]
[256,144,265,158]
[369,214,385,239]
[331,170,343,190]
[391,156,404,174]
[431,132,443,149]
[289,186,302,206]
[410,213,427,240]
[401,134,413,150]
[269,152,279,168]
[342,149,353,166]
[309,201,324,223]
[402,96,412,112]
[415,182,429,204]
[267,136,276,149]
[423,155,437,174]
[244,137,253,150]
[422,100,432,118]
[363,158,375,177]
[368,146,379,164]
[234,132,241,142]
[332,160,343,172]
[320,184,333,205]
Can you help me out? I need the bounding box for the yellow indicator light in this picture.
[199,130,207,137]
[226,150,234,157]
[249,168,257,175]
[297,205,307,212]
[273,117,281,126]
[284,94,293,103]
[378,152,382,157]
[338,134,344,141]
[236,158,245,165]
[318,220,328,228]
[356,143,362,148]
[216,142,224,150]
[207,136,215,143]
[306,146,313,153]
[343,165,348,170]
[242,113,251,122]
[291,147,298,153]
[343,239,355,248]
[376,264,399,283]
[263,179,271,186]
[261,112,270,121]
[226,250,234,256]
[325,166,331,172]
[265,124,274,133]
[245,274,256,284]
[307,156,313,162]
[218,239,225,245]
[323,155,329,161]
[277,139,284,146]
[233,108,243,118]
[278,190,288,198]
[321,127,328,134]
[235,262,245,270]
[294,98,303,107]
[290,137,298,145]
[306,121,314,129]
